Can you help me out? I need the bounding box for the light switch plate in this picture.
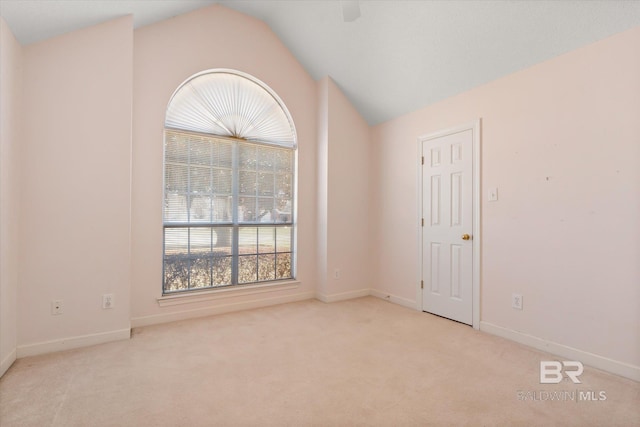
[488,188,498,202]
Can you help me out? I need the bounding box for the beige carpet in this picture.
[1,296,638,426]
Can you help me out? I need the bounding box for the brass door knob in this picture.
[462,234,471,240]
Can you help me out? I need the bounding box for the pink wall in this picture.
[130,5,318,325]
[316,77,372,301]
[371,27,640,368]
[17,16,133,351]
[0,17,22,375]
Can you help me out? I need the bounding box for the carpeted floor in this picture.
[1,296,638,426]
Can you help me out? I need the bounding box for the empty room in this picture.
[1,1,639,425]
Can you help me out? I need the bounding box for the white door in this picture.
[421,128,474,325]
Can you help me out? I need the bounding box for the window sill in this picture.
[157,280,300,307]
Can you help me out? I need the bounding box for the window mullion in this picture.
[187,136,191,225]
[231,142,240,285]
[186,137,192,289]
[187,227,192,289]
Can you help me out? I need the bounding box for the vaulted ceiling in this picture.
[2,1,639,125]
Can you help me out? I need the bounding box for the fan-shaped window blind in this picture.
[165,70,296,148]
[163,70,296,294]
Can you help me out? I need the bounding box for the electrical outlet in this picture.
[51,300,63,315]
[512,293,523,310]
[334,269,340,280]
[102,294,114,309]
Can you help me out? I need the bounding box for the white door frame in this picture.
[417,119,481,329]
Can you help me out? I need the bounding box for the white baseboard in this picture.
[370,289,417,310]
[480,321,640,382]
[315,288,370,303]
[131,291,314,328]
[1,348,17,377]
[17,328,131,359]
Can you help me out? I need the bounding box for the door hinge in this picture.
[421,280,424,289]
[421,156,424,165]
[421,218,424,227]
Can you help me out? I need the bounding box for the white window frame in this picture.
[162,69,298,295]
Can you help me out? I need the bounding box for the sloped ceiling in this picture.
[2,0,639,125]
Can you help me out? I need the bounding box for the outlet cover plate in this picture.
[102,294,114,309]
[51,300,63,315]
[512,293,523,310]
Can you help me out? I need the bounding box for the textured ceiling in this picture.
[2,0,639,125]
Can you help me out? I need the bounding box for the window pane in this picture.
[275,173,292,199]
[239,227,258,255]
[215,141,233,168]
[188,195,211,222]
[257,147,275,171]
[275,150,292,173]
[258,198,274,223]
[258,227,275,253]
[258,254,276,281]
[213,168,232,195]
[165,134,188,163]
[190,257,211,289]
[189,228,212,254]
[258,172,274,196]
[165,193,188,222]
[275,199,292,223]
[164,228,189,292]
[165,228,189,255]
[213,227,233,255]
[239,197,257,222]
[190,138,211,165]
[239,171,256,195]
[190,166,211,193]
[212,196,232,222]
[238,255,258,284]
[212,227,233,287]
[165,163,188,192]
[212,256,232,286]
[189,228,211,289]
[165,161,189,222]
[164,257,189,292]
[276,226,291,252]
[276,253,292,279]
[240,144,257,170]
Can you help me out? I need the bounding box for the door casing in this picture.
[417,120,481,329]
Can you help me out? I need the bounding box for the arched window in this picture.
[163,69,296,293]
